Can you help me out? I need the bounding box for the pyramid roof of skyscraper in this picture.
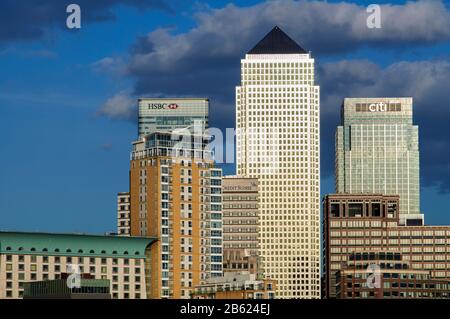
[248,26,307,54]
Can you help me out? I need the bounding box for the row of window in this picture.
[4,255,141,265]
[3,247,141,256]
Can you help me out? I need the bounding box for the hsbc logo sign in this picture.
[148,103,179,110]
[148,103,165,109]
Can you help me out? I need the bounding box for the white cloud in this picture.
[97,91,135,120]
[129,0,450,77]
[91,56,127,75]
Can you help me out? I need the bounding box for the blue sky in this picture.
[1,0,450,233]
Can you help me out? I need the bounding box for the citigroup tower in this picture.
[335,97,423,225]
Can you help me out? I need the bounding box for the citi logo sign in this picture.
[168,103,179,109]
[369,102,387,112]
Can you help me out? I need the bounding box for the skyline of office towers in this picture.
[138,98,209,138]
[129,131,223,299]
[335,98,422,225]
[236,26,321,298]
[222,176,260,275]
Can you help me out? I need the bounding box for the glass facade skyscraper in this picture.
[138,98,209,138]
[335,97,422,225]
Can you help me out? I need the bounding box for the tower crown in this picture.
[248,26,307,54]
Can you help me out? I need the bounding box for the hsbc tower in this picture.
[138,98,209,138]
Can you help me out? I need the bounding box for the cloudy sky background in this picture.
[1,0,450,232]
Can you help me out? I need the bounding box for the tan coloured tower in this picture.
[236,26,321,298]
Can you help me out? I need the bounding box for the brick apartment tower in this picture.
[129,131,223,299]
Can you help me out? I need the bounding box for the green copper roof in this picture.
[0,231,157,258]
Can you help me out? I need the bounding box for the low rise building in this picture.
[191,272,276,299]
[336,251,450,299]
[0,231,156,299]
[323,193,450,299]
[23,275,111,299]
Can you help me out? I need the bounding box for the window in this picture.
[372,203,381,217]
[330,204,340,217]
[348,203,363,217]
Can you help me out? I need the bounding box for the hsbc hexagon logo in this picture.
[167,103,179,110]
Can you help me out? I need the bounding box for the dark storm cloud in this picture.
[98,0,450,191]
[0,0,172,43]
[318,59,450,192]
[121,0,450,121]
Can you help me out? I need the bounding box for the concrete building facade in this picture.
[236,26,321,298]
[222,176,259,275]
[336,251,450,299]
[323,193,450,299]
